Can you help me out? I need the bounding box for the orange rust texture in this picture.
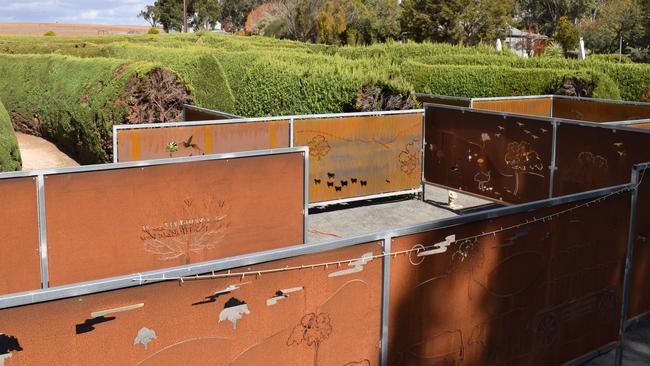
[629,123,650,130]
[115,121,290,162]
[416,95,471,107]
[0,243,382,365]
[552,98,650,122]
[424,105,553,204]
[388,193,630,365]
[184,107,238,121]
[0,177,41,294]
[294,114,423,203]
[554,124,650,195]
[44,153,305,286]
[473,98,553,118]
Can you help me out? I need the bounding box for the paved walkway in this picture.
[16,133,78,170]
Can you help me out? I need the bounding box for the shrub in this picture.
[43,30,56,37]
[0,54,191,164]
[0,98,21,171]
[147,27,160,35]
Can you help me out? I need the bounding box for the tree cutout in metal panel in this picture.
[504,141,544,196]
[134,327,157,350]
[399,139,421,175]
[287,312,333,366]
[140,195,229,262]
[219,297,250,329]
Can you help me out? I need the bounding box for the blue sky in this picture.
[0,0,152,25]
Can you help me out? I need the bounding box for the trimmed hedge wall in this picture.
[400,61,621,100]
[0,98,21,171]
[0,54,189,164]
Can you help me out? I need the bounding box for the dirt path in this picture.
[16,133,79,170]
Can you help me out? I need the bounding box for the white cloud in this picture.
[1,0,152,25]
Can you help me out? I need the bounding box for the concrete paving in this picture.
[581,315,650,365]
[16,132,78,170]
[307,185,493,243]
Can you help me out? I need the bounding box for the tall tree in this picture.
[138,5,161,27]
[221,0,264,32]
[192,0,222,30]
[154,0,184,32]
[400,0,513,45]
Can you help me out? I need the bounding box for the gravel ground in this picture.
[16,132,78,170]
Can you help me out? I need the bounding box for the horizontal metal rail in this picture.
[307,188,422,208]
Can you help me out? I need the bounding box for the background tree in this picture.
[192,0,222,30]
[317,0,347,44]
[154,0,184,32]
[139,5,161,28]
[555,15,579,51]
[400,0,513,45]
[221,0,264,32]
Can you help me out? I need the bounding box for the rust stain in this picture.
[473,98,552,117]
[131,130,141,161]
[203,126,213,154]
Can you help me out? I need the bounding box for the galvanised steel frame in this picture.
[113,109,426,207]
[0,146,309,306]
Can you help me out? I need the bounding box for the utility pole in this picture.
[183,0,188,33]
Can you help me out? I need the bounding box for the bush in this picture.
[0,54,191,164]
[43,30,56,37]
[400,61,621,100]
[0,98,21,171]
[147,27,160,35]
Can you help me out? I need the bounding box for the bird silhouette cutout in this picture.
[327,172,335,179]
[341,180,348,186]
[314,179,321,185]
[327,182,334,187]
[335,186,342,192]
[351,178,358,184]
[360,180,368,186]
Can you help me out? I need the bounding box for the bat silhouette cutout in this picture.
[75,316,116,334]
[327,182,334,187]
[386,179,391,183]
[314,179,321,185]
[341,180,348,186]
[0,334,22,354]
[335,186,342,192]
[351,178,358,184]
[182,135,198,149]
[360,180,368,186]
[327,172,335,179]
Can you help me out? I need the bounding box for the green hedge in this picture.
[401,61,621,100]
[0,54,186,164]
[0,98,21,171]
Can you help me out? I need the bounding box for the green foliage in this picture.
[555,16,579,51]
[0,54,178,164]
[43,30,56,36]
[147,27,160,35]
[543,41,564,58]
[400,0,514,45]
[155,0,184,32]
[401,61,620,99]
[0,98,21,172]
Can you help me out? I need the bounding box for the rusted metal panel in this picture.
[416,94,471,107]
[473,97,553,118]
[424,105,553,204]
[627,122,650,130]
[0,242,381,365]
[554,124,650,196]
[0,177,41,294]
[184,105,240,121]
[553,98,650,122]
[295,114,423,203]
[115,121,290,162]
[629,169,650,319]
[388,192,630,365]
[44,153,305,286]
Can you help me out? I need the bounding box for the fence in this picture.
[113,110,424,206]
[182,104,241,121]
[0,147,307,293]
[0,168,642,365]
[418,94,650,123]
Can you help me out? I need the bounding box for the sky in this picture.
[0,0,152,25]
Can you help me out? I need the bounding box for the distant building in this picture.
[504,26,549,58]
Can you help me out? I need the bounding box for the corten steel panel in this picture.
[554,124,650,196]
[629,169,650,318]
[388,193,630,365]
[0,177,41,294]
[416,94,471,107]
[553,98,650,122]
[115,121,290,162]
[627,122,650,129]
[294,114,423,203]
[184,107,238,121]
[473,98,553,118]
[424,105,553,204]
[44,153,305,286]
[0,243,382,365]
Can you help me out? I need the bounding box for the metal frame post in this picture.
[615,166,642,366]
[420,110,426,202]
[36,174,49,289]
[380,235,392,366]
[303,148,309,243]
[548,120,559,198]
[289,117,295,147]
